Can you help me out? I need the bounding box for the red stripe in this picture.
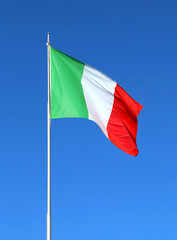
[107,84,143,156]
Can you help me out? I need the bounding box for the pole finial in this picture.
[47,32,50,46]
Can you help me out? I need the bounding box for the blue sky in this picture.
[0,0,177,239]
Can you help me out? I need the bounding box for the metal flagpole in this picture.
[47,32,51,240]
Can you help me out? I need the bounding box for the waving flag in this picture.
[50,47,143,156]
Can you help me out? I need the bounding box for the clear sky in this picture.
[0,0,177,239]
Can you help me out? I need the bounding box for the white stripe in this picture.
[81,64,117,137]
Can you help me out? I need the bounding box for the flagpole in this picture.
[47,32,51,240]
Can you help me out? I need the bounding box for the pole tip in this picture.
[47,32,50,46]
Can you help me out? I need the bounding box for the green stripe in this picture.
[50,47,88,119]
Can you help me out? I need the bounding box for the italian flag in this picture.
[50,47,143,156]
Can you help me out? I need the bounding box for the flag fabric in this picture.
[50,47,143,156]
